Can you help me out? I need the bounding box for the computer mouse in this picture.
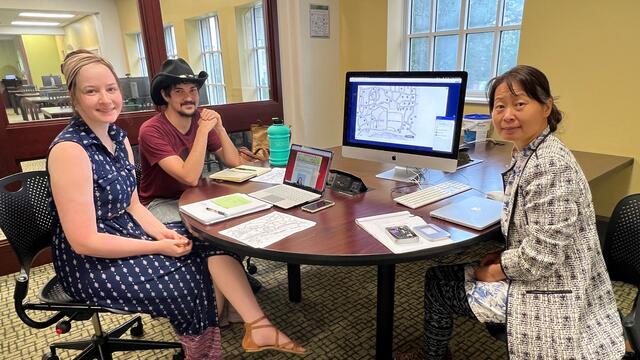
[486,191,505,201]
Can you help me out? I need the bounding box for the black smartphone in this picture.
[301,199,335,213]
[385,225,419,244]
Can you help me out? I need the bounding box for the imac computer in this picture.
[342,71,467,182]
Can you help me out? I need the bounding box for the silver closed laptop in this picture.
[429,196,503,230]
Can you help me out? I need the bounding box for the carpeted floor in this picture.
[1,238,636,360]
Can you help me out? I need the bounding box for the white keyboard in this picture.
[394,180,472,209]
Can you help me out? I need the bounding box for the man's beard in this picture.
[176,102,196,117]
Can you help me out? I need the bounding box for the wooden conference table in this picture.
[180,142,632,359]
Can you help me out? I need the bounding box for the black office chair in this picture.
[602,193,640,359]
[0,171,183,360]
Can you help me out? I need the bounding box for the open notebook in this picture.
[179,193,272,225]
[209,165,271,183]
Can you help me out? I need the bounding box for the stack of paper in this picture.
[355,211,453,254]
[179,193,272,225]
[209,165,271,182]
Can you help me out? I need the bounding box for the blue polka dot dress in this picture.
[48,117,229,344]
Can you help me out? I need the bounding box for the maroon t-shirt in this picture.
[138,111,221,205]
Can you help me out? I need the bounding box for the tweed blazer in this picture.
[499,132,624,359]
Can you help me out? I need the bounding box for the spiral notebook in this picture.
[179,193,272,225]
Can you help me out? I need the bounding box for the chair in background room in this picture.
[0,171,184,360]
[23,98,42,120]
[603,194,640,359]
[20,84,37,93]
[46,90,69,107]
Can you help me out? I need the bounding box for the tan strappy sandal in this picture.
[242,315,306,355]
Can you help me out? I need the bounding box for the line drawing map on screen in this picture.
[354,85,448,147]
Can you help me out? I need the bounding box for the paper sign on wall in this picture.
[310,4,330,38]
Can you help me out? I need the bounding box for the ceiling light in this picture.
[11,21,60,26]
[18,12,74,19]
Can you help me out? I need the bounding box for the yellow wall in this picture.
[0,40,20,79]
[21,16,101,86]
[54,36,66,65]
[20,35,63,88]
[339,0,387,73]
[517,0,639,216]
[114,0,141,76]
[115,0,258,103]
[63,15,101,55]
[342,0,637,216]
[158,0,251,103]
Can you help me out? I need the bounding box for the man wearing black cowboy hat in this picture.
[138,58,241,222]
[138,58,262,315]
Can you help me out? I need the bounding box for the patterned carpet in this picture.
[1,238,636,360]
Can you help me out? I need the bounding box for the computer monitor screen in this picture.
[120,76,151,100]
[342,71,467,179]
[5,74,17,80]
[41,75,62,87]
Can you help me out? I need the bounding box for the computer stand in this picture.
[456,146,483,170]
[457,157,483,170]
[376,167,425,183]
[375,153,485,182]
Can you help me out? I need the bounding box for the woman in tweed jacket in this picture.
[420,65,624,359]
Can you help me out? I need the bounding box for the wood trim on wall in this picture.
[138,0,167,77]
[0,0,283,276]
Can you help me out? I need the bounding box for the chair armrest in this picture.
[14,270,29,302]
[622,290,640,353]
[14,270,65,329]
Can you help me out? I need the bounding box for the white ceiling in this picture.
[0,8,89,28]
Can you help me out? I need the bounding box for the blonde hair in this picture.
[61,49,120,99]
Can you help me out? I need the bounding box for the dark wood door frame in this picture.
[0,0,283,275]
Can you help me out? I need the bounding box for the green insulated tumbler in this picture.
[267,117,290,166]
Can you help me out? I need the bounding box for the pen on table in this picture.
[235,167,257,172]
[205,207,228,216]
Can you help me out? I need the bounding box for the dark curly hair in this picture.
[487,65,563,132]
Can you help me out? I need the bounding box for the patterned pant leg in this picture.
[178,327,222,360]
[423,264,477,359]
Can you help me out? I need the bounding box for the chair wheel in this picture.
[245,258,258,275]
[130,320,144,337]
[42,352,60,360]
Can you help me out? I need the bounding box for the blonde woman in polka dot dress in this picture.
[47,50,304,359]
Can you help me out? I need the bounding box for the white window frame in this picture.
[245,2,269,101]
[198,15,227,105]
[164,25,178,59]
[405,0,523,102]
[135,32,148,77]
